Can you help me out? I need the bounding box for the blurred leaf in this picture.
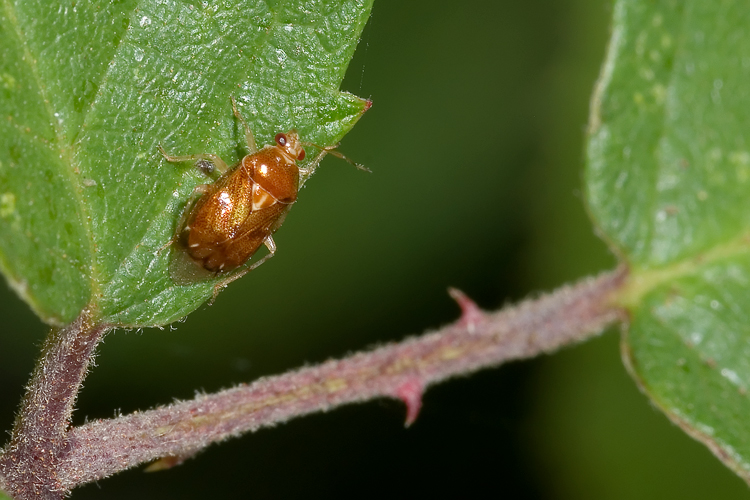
[587,0,750,482]
[0,0,372,327]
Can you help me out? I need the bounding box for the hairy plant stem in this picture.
[0,309,110,499]
[0,267,628,498]
[61,267,627,489]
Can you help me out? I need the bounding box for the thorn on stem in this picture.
[395,379,424,427]
[144,452,196,473]
[448,287,484,334]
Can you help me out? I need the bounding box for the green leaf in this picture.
[587,0,750,482]
[0,0,372,327]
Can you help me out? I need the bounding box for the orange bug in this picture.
[159,97,367,293]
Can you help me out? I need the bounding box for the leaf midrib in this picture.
[616,231,750,308]
[3,0,105,307]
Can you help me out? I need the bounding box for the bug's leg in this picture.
[300,141,370,175]
[209,236,277,302]
[262,235,277,254]
[231,96,257,154]
[322,148,370,172]
[298,148,329,182]
[158,145,230,175]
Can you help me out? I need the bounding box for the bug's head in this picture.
[275,130,305,162]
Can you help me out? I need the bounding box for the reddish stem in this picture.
[0,310,110,499]
[56,267,627,489]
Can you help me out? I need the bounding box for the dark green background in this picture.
[0,0,747,497]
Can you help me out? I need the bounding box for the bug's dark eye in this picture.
[297,149,305,161]
[275,133,287,146]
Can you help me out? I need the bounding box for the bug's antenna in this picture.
[302,142,371,173]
